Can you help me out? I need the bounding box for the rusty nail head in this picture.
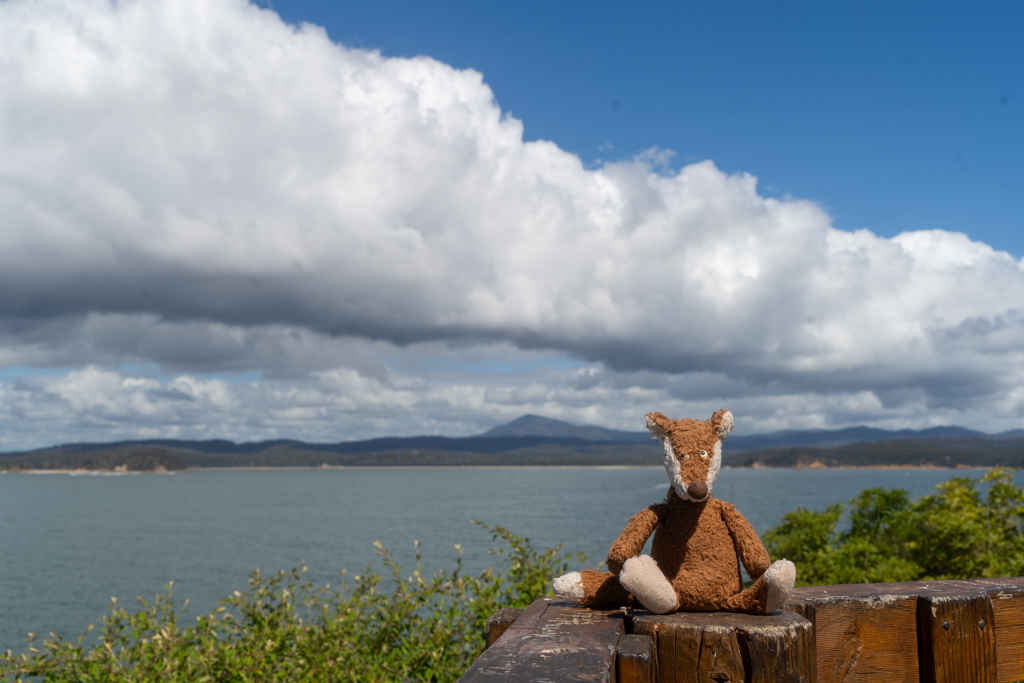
[979,619,986,630]
[942,621,950,630]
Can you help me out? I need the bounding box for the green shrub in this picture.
[0,522,586,683]
[764,467,1024,585]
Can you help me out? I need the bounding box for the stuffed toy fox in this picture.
[553,409,796,615]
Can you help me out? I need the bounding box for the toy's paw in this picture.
[553,571,584,603]
[764,559,796,614]
[619,555,677,614]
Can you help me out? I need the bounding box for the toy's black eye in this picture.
[700,450,708,458]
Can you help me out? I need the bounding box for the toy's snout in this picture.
[686,481,708,500]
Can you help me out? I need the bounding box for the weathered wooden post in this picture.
[917,591,996,683]
[785,584,922,682]
[631,609,815,683]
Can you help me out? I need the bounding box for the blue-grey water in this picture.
[0,466,1016,654]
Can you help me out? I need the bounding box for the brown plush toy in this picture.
[553,409,796,615]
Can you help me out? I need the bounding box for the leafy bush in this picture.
[764,468,1024,585]
[0,522,586,683]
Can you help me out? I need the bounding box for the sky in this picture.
[0,0,1022,451]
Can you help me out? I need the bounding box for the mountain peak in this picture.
[479,414,649,442]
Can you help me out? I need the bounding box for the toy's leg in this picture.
[724,559,796,614]
[763,559,797,612]
[553,569,631,608]
[619,555,678,614]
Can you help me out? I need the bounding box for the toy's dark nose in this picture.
[687,481,708,499]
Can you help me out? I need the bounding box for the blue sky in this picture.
[0,0,1023,450]
[270,0,1024,255]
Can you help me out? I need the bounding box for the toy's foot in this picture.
[764,559,796,613]
[553,571,584,603]
[619,555,677,614]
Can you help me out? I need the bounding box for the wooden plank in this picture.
[484,607,524,649]
[617,634,655,683]
[786,592,919,683]
[918,592,997,683]
[458,598,624,683]
[632,610,813,683]
[790,578,1024,602]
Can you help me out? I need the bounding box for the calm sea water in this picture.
[0,466,1016,654]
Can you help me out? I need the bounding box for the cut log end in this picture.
[631,609,815,683]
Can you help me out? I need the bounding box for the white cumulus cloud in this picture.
[0,0,1023,449]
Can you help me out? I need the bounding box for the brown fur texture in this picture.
[577,568,631,607]
[561,410,791,615]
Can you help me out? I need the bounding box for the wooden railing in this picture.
[459,577,1024,683]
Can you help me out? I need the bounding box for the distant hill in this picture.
[476,415,1023,451]
[2,414,1022,470]
[725,425,996,451]
[479,414,649,442]
[724,437,1024,469]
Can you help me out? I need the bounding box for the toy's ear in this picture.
[711,409,734,438]
[645,412,671,438]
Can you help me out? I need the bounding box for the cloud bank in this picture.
[1,0,1022,448]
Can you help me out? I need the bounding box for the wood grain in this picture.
[459,599,624,683]
[918,592,996,683]
[786,593,919,683]
[740,611,817,683]
[484,607,524,649]
[617,634,655,683]
[631,610,814,683]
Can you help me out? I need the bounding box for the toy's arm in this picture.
[606,504,665,575]
[719,500,771,580]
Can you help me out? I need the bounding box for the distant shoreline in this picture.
[4,418,1022,472]
[2,463,1002,474]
